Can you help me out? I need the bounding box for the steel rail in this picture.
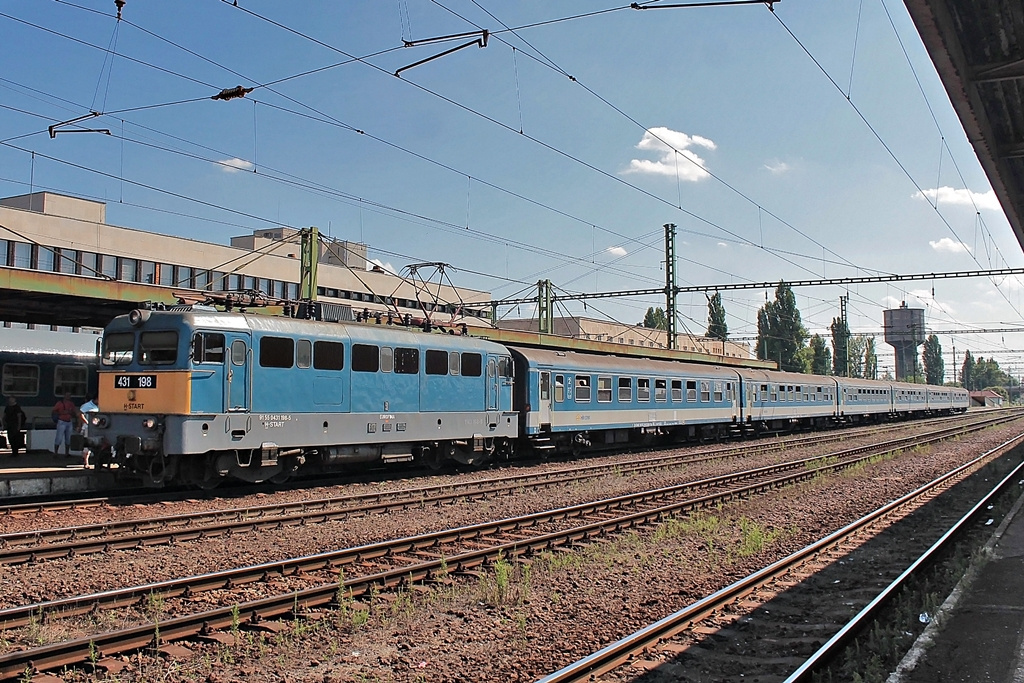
[0,419,1012,678]
[535,432,1024,683]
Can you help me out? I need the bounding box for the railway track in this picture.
[536,434,1024,683]
[0,413,1014,566]
[0,410,999,518]
[0,413,1017,679]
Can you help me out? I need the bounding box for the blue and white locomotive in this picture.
[87,307,970,488]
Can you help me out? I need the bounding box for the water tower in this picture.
[884,302,926,381]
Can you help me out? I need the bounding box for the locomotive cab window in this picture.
[576,376,591,402]
[192,332,225,364]
[259,336,294,369]
[637,378,650,402]
[499,356,512,378]
[380,347,394,373]
[313,341,344,370]
[448,351,460,375]
[655,378,667,402]
[140,331,179,365]
[352,344,380,372]
[554,375,565,403]
[102,332,135,365]
[2,363,39,396]
[231,340,246,366]
[296,340,312,369]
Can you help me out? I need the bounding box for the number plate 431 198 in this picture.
[115,374,157,389]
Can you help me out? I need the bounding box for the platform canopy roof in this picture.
[904,0,1024,252]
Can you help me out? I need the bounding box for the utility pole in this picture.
[840,294,849,377]
[300,226,319,301]
[537,279,553,334]
[664,223,677,350]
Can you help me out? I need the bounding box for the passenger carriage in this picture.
[737,369,838,432]
[836,377,894,422]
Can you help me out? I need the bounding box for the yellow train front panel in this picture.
[99,371,192,414]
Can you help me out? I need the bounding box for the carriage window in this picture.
[352,344,380,372]
[426,350,448,375]
[713,384,723,402]
[771,386,778,401]
[726,382,734,401]
[655,379,667,402]
[671,380,682,402]
[637,378,650,402]
[2,364,39,396]
[313,341,344,370]
[554,375,565,403]
[618,377,632,402]
[598,376,612,402]
[193,332,225,364]
[140,331,179,365]
[259,336,293,368]
[700,381,711,403]
[395,347,419,374]
[462,353,482,377]
[102,332,135,365]
[380,347,394,373]
[54,365,88,397]
[449,351,461,376]
[296,340,312,369]
[576,376,591,402]
[540,373,550,401]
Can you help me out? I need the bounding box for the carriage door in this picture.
[225,336,250,412]
[538,371,551,427]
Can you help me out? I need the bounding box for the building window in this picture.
[12,242,31,268]
[140,261,156,284]
[195,270,210,290]
[158,263,175,286]
[57,248,77,274]
[36,245,55,271]
[119,257,138,282]
[176,266,193,288]
[0,239,6,266]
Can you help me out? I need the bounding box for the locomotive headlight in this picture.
[142,418,158,430]
[90,414,110,429]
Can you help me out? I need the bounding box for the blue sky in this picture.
[1,1,1021,381]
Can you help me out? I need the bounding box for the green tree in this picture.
[922,335,944,385]
[810,334,831,375]
[756,282,809,373]
[848,336,868,378]
[705,292,728,340]
[641,307,667,330]
[830,317,849,376]
[961,350,975,390]
[863,337,877,379]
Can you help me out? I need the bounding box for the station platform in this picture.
[0,447,97,499]
[891,488,1024,682]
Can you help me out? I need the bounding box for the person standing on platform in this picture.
[51,392,79,457]
[79,394,99,468]
[3,396,27,457]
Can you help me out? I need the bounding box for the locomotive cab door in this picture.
[486,357,499,411]
[225,336,250,412]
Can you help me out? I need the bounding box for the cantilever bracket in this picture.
[48,112,111,139]
[395,30,489,78]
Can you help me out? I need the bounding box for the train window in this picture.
[726,382,734,401]
[671,380,682,402]
[713,384,723,402]
[449,351,461,376]
[296,340,312,369]
[576,376,592,402]
[499,357,512,378]
[686,380,697,402]
[598,376,612,402]
[380,347,394,373]
[771,386,778,401]
[554,375,565,403]
[259,336,293,368]
[352,344,380,372]
[487,358,496,378]
[2,364,39,396]
[140,331,178,365]
[426,350,448,375]
[700,382,710,403]
[618,377,632,402]
[231,340,246,365]
[313,341,345,370]
[637,378,650,402]
[192,332,225,364]
[102,332,135,365]
[395,347,419,374]
[462,353,482,377]
[540,372,550,401]
[54,365,88,397]
[655,379,667,402]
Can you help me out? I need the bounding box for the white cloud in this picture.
[218,157,254,173]
[929,237,971,254]
[366,258,397,275]
[913,186,1001,211]
[716,242,728,248]
[623,127,715,180]
[763,160,791,175]
[606,246,627,257]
